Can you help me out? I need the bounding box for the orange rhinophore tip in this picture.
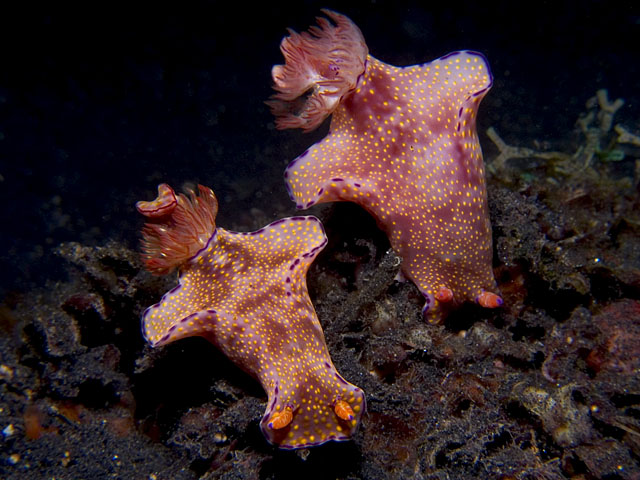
[137,184,218,275]
[267,9,368,132]
[268,407,293,430]
[334,400,354,421]
[435,286,454,303]
[476,291,503,309]
[136,183,177,218]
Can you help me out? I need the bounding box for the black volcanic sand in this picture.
[2,167,640,478]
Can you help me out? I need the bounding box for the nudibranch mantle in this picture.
[138,184,365,449]
[269,10,502,321]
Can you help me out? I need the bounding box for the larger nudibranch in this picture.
[136,184,365,449]
[268,10,502,321]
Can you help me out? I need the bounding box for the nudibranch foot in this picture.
[271,11,501,322]
[267,9,368,132]
[138,184,365,449]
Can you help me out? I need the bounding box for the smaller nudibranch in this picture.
[268,10,502,321]
[137,184,365,449]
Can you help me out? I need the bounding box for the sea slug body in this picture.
[268,10,502,321]
[137,184,365,449]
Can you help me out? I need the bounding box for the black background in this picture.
[1,0,638,298]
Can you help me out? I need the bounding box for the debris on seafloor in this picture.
[487,89,640,186]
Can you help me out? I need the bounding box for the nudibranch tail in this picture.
[137,184,218,275]
[267,9,368,132]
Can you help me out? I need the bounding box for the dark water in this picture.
[1,0,638,299]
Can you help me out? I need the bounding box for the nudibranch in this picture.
[136,184,365,449]
[268,10,502,321]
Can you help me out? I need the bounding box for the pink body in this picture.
[270,11,501,320]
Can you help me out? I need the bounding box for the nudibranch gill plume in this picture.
[136,184,365,449]
[268,10,502,321]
